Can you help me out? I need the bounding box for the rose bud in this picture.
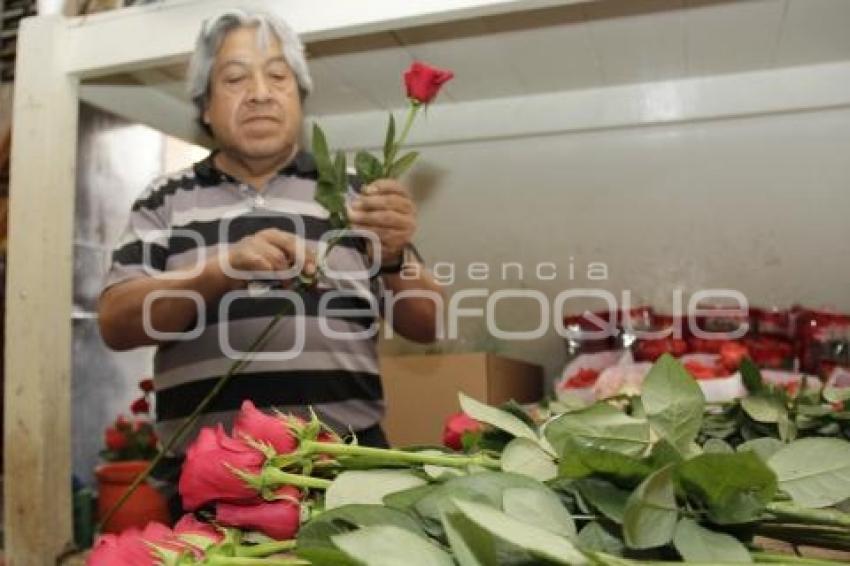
[233,400,298,455]
[105,427,128,451]
[442,412,483,451]
[216,486,303,541]
[130,397,150,415]
[178,425,265,511]
[139,378,155,393]
[404,61,454,105]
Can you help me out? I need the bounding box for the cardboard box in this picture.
[380,353,544,447]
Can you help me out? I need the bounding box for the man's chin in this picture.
[232,139,293,160]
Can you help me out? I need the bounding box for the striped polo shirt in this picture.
[104,150,385,452]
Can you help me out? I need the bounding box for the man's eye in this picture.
[225,76,245,84]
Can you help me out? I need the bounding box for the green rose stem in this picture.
[765,501,850,528]
[261,468,332,490]
[206,557,309,566]
[753,552,850,565]
[383,102,421,174]
[269,439,499,471]
[235,540,297,558]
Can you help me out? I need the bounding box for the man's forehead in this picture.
[215,26,286,63]
[217,54,288,68]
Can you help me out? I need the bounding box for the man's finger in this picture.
[348,209,411,231]
[362,179,409,197]
[351,194,414,215]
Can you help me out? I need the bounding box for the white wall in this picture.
[381,106,850,379]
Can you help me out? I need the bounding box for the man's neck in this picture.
[214,146,298,191]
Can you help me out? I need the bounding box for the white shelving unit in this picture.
[5,0,850,562]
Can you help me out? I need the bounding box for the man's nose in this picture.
[248,73,272,102]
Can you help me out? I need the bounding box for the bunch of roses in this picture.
[178,400,341,541]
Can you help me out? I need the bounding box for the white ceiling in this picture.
[87,0,850,127]
[294,0,850,116]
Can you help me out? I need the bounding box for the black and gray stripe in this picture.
[104,151,384,450]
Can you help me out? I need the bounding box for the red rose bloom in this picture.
[139,378,155,393]
[442,412,482,451]
[216,486,302,540]
[404,61,454,104]
[233,400,298,455]
[178,425,265,511]
[105,427,128,452]
[130,397,150,415]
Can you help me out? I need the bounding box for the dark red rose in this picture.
[216,486,302,540]
[130,397,150,415]
[178,425,265,511]
[404,61,454,104]
[139,378,155,393]
[442,412,483,451]
[233,400,298,455]
[105,427,128,452]
[719,341,750,372]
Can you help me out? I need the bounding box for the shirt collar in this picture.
[193,149,317,187]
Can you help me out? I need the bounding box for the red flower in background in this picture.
[719,341,750,372]
[179,425,265,511]
[130,397,150,415]
[139,378,155,393]
[442,412,483,451]
[562,368,600,389]
[233,400,298,455]
[104,427,128,452]
[404,61,454,104]
[216,485,303,541]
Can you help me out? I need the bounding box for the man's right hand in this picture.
[219,228,317,288]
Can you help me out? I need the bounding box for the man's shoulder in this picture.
[132,165,201,213]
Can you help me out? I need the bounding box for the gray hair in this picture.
[187,8,313,135]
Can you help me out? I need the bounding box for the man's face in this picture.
[203,26,302,160]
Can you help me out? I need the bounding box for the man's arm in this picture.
[381,263,444,343]
[99,229,317,350]
[98,259,234,350]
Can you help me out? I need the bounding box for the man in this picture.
[98,8,442,463]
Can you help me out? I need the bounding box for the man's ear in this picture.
[202,108,211,125]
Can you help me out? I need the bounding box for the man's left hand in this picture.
[347,179,416,266]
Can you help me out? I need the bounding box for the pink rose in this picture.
[442,412,482,451]
[233,400,298,455]
[178,425,265,511]
[216,486,302,540]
